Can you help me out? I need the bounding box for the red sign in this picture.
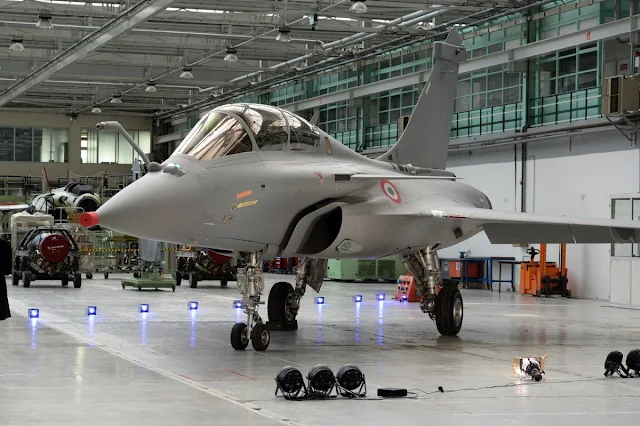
[620,63,629,72]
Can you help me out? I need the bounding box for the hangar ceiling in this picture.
[0,0,536,117]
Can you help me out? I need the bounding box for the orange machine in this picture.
[395,274,422,302]
[520,244,570,297]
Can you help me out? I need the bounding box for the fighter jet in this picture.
[80,29,640,352]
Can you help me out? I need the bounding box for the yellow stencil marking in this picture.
[236,199,258,209]
[237,189,252,199]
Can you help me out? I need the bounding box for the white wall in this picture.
[441,129,639,300]
[0,111,152,183]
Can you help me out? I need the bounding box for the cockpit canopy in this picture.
[172,104,320,161]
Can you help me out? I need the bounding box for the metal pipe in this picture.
[96,121,151,166]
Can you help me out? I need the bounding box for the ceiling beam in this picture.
[0,0,178,107]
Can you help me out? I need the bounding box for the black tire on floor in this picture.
[104,272,109,279]
[73,272,82,288]
[12,273,20,286]
[267,281,298,330]
[175,274,182,286]
[86,273,93,279]
[23,271,31,288]
[251,323,270,351]
[435,286,463,336]
[220,280,228,287]
[133,272,141,279]
[62,276,69,286]
[231,323,249,350]
[189,274,198,288]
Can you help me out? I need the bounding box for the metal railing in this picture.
[0,175,37,197]
[529,87,601,127]
[450,102,523,138]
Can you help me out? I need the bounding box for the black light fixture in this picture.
[625,349,640,377]
[307,364,336,397]
[336,364,366,397]
[604,350,629,377]
[274,366,307,400]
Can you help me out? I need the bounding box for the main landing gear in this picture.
[231,254,327,351]
[401,246,463,336]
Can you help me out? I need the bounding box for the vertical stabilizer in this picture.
[376,29,467,169]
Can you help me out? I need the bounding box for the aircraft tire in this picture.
[23,271,31,288]
[189,274,198,288]
[435,286,463,336]
[220,280,228,287]
[62,276,69,286]
[251,323,270,351]
[12,273,20,286]
[73,272,82,288]
[231,323,249,350]
[267,282,298,330]
[175,274,182,286]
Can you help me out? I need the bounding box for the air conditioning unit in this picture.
[602,75,640,114]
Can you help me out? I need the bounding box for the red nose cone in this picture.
[80,211,100,228]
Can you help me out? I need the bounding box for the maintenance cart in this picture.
[121,239,175,291]
[12,226,82,288]
[175,247,237,288]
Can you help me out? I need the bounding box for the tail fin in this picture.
[376,29,467,169]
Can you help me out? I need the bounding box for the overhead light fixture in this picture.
[91,106,102,114]
[224,47,238,62]
[276,27,292,42]
[275,367,307,400]
[145,81,157,93]
[350,0,367,14]
[36,13,53,29]
[10,35,24,51]
[180,66,193,79]
[110,94,122,104]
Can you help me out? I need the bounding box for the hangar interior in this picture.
[2,1,640,425]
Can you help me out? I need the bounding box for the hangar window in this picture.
[0,127,70,163]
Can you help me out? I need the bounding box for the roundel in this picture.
[380,179,401,204]
[40,234,71,263]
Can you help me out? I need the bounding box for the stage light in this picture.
[87,306,97,316]
[189,301,198,310]
[307,365,336,397]
[315,296,325,304]
[513,356,547,381]
[140,304,149,313]
[336,364,367,397]
[274,366,307,400]
[625,349,640,377]
[376,293,385,301]
[233,300,243,308]
[353,295,362,302]
[29,308,39,319]
[604,350,629,377]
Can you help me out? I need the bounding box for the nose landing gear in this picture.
[231,252,270,351]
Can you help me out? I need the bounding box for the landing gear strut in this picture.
[231,252,270,351]
[401,246,463,336]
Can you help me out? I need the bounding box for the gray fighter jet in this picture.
[80,29,640,352]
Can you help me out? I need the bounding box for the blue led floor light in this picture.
[140,304,150,313]
[353,295,363,302]
[87,306,97,315]
[376,293,386,301]
[29,308,39,318]
[315,296,325,304]
[189,301,198,310]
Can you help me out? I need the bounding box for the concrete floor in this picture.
[2,274,640,426]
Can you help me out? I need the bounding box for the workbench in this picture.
[440,257,517,291]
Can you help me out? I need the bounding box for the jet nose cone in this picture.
[80,211,100,228]
[95,173,197,242]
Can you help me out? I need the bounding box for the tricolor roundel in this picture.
[380,179,401,204]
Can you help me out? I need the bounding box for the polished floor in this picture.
[2,274,640,426]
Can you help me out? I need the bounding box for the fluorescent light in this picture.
[350,0,367,13]
[10,36,24,51]
[145,82,157,92]
[180,66,193,79]
[91,107,102,113]
[110,94,122,104]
